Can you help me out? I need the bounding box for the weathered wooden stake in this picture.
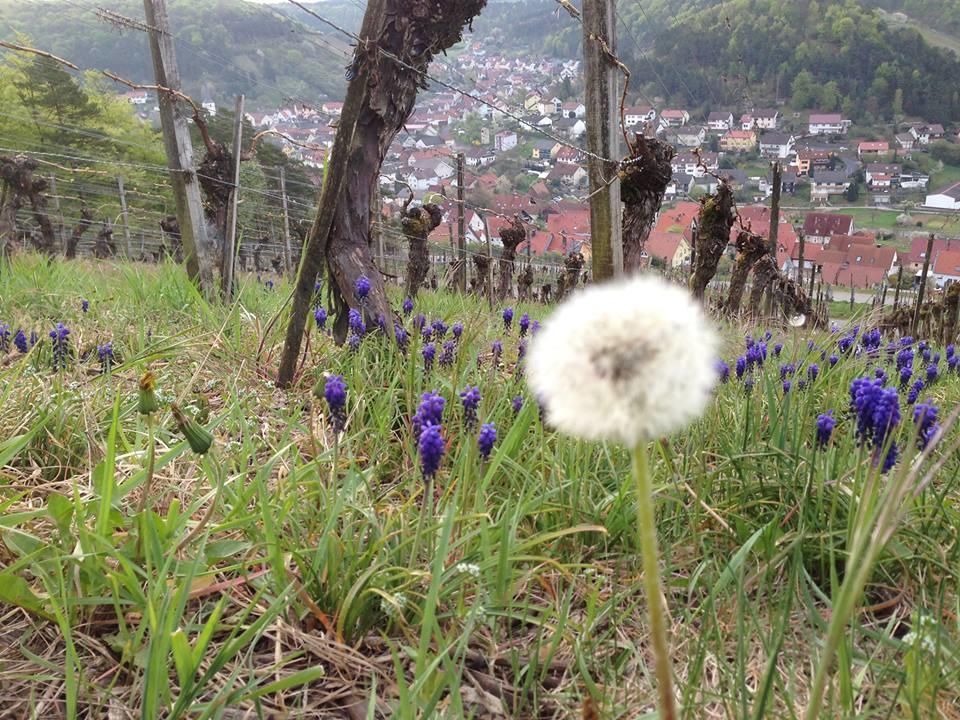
[894,265,903,308]
[581,0,622,281]
[457,152,466,292]
[796,230,805,285]
[143,0,214,294]
[912,233,935,336]
[278,166,294,277]
[116,175,133,258]
[222,94,244,301]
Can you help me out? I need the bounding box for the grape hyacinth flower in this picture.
[403,298,414,316]
[324,375,347,434]
[492,339,503,367]
[413,391,445,439]
[715,360,730,383]
[901,336,914,346]
[502,307,514,332]
[926,363,939,385]
[452,322,463,341]
[519,312,530,337]
[348,308,365,336]
[418,423,445,479]
[355,275,371,302]
[875,367,887,382]
[422,342,436,372]
[518,339,527,361]
[314,307,327,330]
[949,355,959,374]
[97,342,114,374]
[348,334,362,353]
[816,411,835,448]
[421,324,433,342]
[525,275,717,720]
[829,354,839,367]
[512,395,523,414]
[783,379,792,394]
[265,280,274,291]
[439,340,456,367]
[899,367,912,388]
[413,313,426,332]
[735,357,747,380]
[478,422,496,459]
[394,324,409,354]
[764,330,772,341]
[49,323,70,369]
[531,320,541,335]
[460,385,481,429]
[908,379,924,405]
[773,343,783,357]
[81,299,89,313]
[850,377,901,470]
[913,400,940,450]
[14,329,28,354]
[314,279,323,294]
[922,347,932,363]
[377,314,386,333]
[780,363,795,380]
[0,323,9,352]
[432,319,448,339]
[798,379,807,391]
[807,363,819,382]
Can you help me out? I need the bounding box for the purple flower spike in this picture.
[519,312,530,337]
[502,307,514,331]
[492,340,503,366]
[49,323,70,369]
[14,329,28,354]
[422,342,436,372]
[413,391,445,438]
[81,299,89,313]
[478,422,497,459]
[460,385,481,428]
[324,375,347,433]
[0,324,9,352]
[512,395,523,414]
[913,401,940,450]
[348,334,361,352]
[439,340,456,367]
[452,322,463,340]
[807,363,819,382]
[419,424,445,479]
[715,360,730,383]
[348,308,365,336]
[816,411,835,448]
[355,275,371,301]
[403,298,414,316]
[735,357,746,380]
[394,324,409,354]
[314,307,327,330]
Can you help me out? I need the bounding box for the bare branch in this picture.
[0,41,79,69]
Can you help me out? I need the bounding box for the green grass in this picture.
[2,254,960,718]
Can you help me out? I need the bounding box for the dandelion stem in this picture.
[137,414,156,516]
[632,442,677,720]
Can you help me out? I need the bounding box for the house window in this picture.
[856,256,862,262]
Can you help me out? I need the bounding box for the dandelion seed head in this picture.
[526,276,718,445]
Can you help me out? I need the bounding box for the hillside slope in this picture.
[0,0,349,108]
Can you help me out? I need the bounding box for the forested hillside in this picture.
[0,0,349,107]
[650,0,960,123]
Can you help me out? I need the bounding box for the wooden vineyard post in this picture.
[143,0,215,295]
[222,94,244,301]
[581,0,622,281]
[278,165,294,277]
[912,233,935,336]
[117,175,133,258]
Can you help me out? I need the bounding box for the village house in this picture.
[810,171,851,202]
[758,132,796,159]
[547,163,588,189]
[494,130,518,152]
[895,133,916,152]
[465,147,495,167]
[321,101,344,116]
[720,129,758,153]
[560,102,586,119]
[121,90,149,105]
[808,113,851,136]
[644,230,692,269]
[794,149,833,176]
[865,163,902,189]
[908,123,945,145]
[707,111,734,132]
[660,109,690,127]
[903,236,960,273]
[925,181,960,210]
[531,140,557,162]
[932,250,960,287]
[671,151,719,178]
[857,141,890,159]
[739,108,780,130]
[523,92,542,111]
[624,106,657,127]
[674,125,707,148]
[803,212,854,243]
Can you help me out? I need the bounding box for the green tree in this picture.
[818,81,840,112]
[791,70,818,109]
[892,87,904,119]
[13,56,101,151]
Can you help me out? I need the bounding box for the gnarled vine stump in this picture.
[621,134,675,271]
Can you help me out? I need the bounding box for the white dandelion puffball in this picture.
[527,275,719,445]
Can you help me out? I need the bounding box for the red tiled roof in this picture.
[933,249,960,276]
